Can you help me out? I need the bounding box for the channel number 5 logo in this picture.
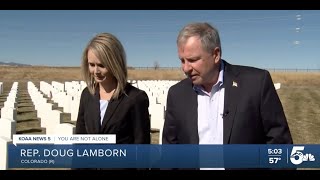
[290,146,315,165]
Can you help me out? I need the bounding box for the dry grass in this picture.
[128,69,185,80]
[1,66,320,85]
[0,66,186,82]
[271,72,320,87]
[0,66,81,82]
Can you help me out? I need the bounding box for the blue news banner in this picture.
[8,144,320,168]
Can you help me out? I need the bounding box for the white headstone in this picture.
[274,83,281,90]
[0,137,12,170]
[0,118,16,139]
[0,107,17,120]
[54,123,75,135]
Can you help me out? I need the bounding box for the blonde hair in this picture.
[81,33,128,99]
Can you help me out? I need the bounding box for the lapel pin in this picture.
[232,81,238,87]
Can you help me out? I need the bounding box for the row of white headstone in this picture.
[28,82,76,135]
[0,82,3,95]
[39,80,177,137]
[0,82,18,170]
[0,81,82,170]
[132,80,179,144]
[40,81,86,121]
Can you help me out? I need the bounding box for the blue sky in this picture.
[1,10,320,69]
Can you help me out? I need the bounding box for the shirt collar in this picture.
[193,60,224,93]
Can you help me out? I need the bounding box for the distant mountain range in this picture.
[0,61,32,66]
